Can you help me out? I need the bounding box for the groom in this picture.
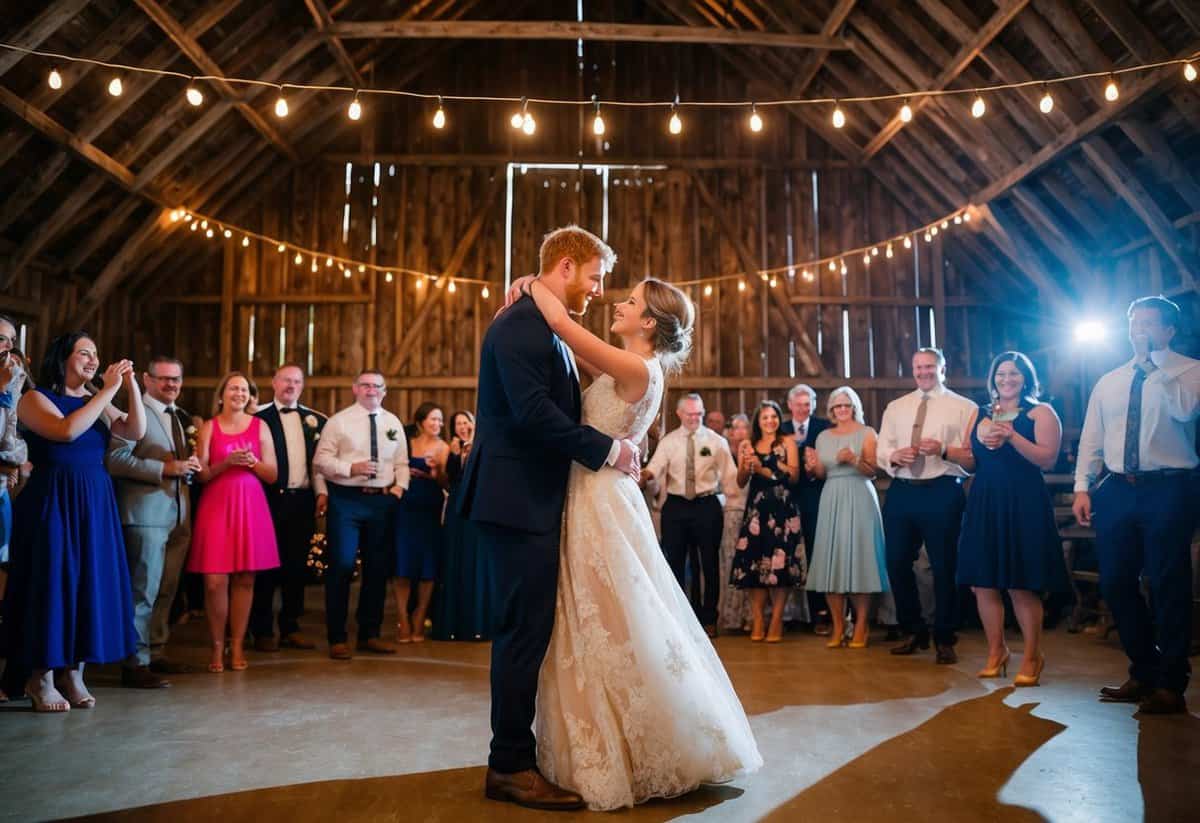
[460,225,641,810]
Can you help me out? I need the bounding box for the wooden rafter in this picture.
[0,0,91,78]
[789,0,857,96]
[1117,120,1200,213]
[304,0,364,87]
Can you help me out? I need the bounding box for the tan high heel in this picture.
[1013,654,1044,687]
[750,613,765,642]
[977,648,1011,678]
[826,625,847,648]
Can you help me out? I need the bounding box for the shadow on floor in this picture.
[761,687,1065,822]
[1139,707,1200,823]
[63,766,744,822]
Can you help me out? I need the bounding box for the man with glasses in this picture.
[107,356,202,688]
[314,370,409,660]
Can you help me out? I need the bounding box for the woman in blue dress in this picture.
[2,333,145,712]
[958,351,1069,686]
[394,402,448,642]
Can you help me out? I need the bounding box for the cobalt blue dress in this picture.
[431,451,492,640]
[394,455,443,580]
[2,388,136,671]
[957,404,1070,593]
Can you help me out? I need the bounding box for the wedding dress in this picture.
[535,356,763,811]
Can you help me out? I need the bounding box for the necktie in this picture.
[1123,359,1157,473]
[798,421,807,443]
[280,407,297,414]
[368,412,379,480]
[909,394,929,477]
[685,431,697,500]
[165,406,186,458]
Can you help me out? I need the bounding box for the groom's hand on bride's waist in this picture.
[610,438,641,480]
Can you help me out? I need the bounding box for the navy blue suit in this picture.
[782,416,832,620]
[459,295,612,774]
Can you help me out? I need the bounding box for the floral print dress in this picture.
[730,442,806,589]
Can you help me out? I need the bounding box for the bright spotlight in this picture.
[1073,320,1107,344]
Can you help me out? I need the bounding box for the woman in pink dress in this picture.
[188,372,279,672]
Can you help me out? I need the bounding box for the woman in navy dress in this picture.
[394,402,449,642]
[958,351,1069,686]
[2,333,145,712]
[432,410,491,641]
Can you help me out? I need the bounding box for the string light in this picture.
[885,243,894,258]
[47,67,62,90]
[293,251,302,264]
[802,269,815,282]
[510,96,527,129]
[481,285,490,298]
[448,280,457,294]
[311,259,318,272]
[940,220,948,229]
[931,225,939,236]
[871,246,879,256]
[385,271,394,283]
[970,93,986,118]
[432,96,446,129]
[168,209,182,222]
[738,279,746,292]
[325,256,333,267]
[769,276,778,288]
[862,252,871,265]
[831,100,845,129]
[241,235,250,247]
[274,89,289,118]
[840,260,848,275]
[903,235,913,249]
[190,221,198,231]
[222,228,232,238]
[107,76,122,97]
[748,103,763,133]
[185,81,203,107]
[347,92,362,121]
[1104,75,1119,102]
[276,242,285,253]
[899,98,913,123]
[1185,62,1197,82]
[343,267,351,279]
[828,260,837,272]
[668,101,682,135]
[205,227,214,238]
[591,97,605,135]
[703,284,713,297]
[358,264,366,273]
[200,219,208,229]
[924,231,933,242]
[521,107,536,135]
[953,214,963,224]
[1039,85,1054,114]
[963,211,971,222]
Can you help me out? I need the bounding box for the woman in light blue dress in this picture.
[805,386,888,649]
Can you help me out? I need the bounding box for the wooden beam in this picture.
[159,293,373,305]
[321,152,851,169]
[131,0,300,162]
[1117,120,1200,213]
[384,177,503,375]
[73,211,171,325]
[788,294,992,307]
[789,0,857,94]
[0,0,91,78]
[1,175,105,289]
[1080,136,1200,288]
[1111,210,1200,256]
[0,149,70,233]
[327,19,849,48]
[858,0,1030,160]
[977,205,1073,310]
[303,0,364,87]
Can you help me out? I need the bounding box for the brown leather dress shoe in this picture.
[280,632,316,650]
[148,658,197,675]
[121,665,170,689]
[254,636,280,653]
[356,637,397,654]
[329,643,352,661]
[890,633,930,655]
[935,643,958,665]
[485,768,585,811]
[1099,678,1148,703]
[1137,688,1187,715]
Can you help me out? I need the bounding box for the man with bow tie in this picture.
[107,356,202,688]
[251,364,328,652]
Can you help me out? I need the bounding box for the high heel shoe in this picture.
[847,636,869,649]
[1013,654,1044,687]
[977,648,1011,678]
[750,615,765,642]
[826,627,848,648]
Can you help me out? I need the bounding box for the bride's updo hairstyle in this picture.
[641,278,694,374]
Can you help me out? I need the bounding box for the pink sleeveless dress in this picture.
[187,416,279,574]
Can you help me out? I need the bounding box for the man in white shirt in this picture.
[876,348,975,664]
[314,370,409,661]
[645,393,739,636]
[251,364,328,652]
[1073,296,1200,714]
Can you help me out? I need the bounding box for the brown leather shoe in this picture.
[890,633,930,655]
[280,632,316,650]
[148,658,197,675]
[935,643,958,665]
[121,665,170,689]
[1099,678,1148,703]
[356,637,397,654]
[485,768,585,811]
[1136,688,1187,715]
[329,643,353,661]
[254,636,280,653]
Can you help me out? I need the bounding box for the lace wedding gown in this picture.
[535,357,763,811]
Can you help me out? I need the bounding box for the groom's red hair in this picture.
[538,225,617,276]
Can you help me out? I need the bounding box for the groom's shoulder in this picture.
[488,296,547,339]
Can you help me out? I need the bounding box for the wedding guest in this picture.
[1074,297,1200,714]
[394,402,449,643]
[107,356,201,688]
[959,352,1068,686]
[1,333,144,711]
[780,383,832,632]
[717,413,751,632]
[705,409,727,438]
[251,364,327,652]
[644,393,739,636]
[188,372,279,673]
[730,400,805,643]
[805,387,887,648]
[314,370,409,660]
[0,341,28,694]
[246,380,261,415]
[433,410,490,641]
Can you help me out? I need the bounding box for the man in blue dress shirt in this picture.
[1074,295,1200,714]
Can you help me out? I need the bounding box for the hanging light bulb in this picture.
[481,285,490,299]
[311,260,318,272]
[737,279,746,292]
[200,219,208,229]
[347,92,362,121]
[521,108,536,135]
[108,76,123,97]
[924,231,933,243]
[828,260,837,272]
[277,243,286,253]
[186,82,204,107]
[48,67,63,90]
[511,97,527,129]
[940,220,949,230]
[1039,85,1054,114]
[205,227,214,238]
[802,269,815,283]
[223,228,232,239]
[703,284,714,297]
[931,226,939,237]
[971,93,986,118]
[769,277,778,288]
[840,260,848,275]
[748,103,763,133]
[325,257,333,267]
[885,243,894,259]
[871,246,879,256]
[899,98,913,123]
[293,252,303,265]
[241,235,250,247]
[863,253,871,265]
[415,276,424,289]
[591,97,605,135]
[190,221,198,232]
[385,271,394,283]
[432,96,446,129]
[1185,62,1197,83]
[343,268,352,279]
[274,90,289,118]
[668,101,682,135]
[182,213,192,222]
[954,214,963,225]
[169,209,181,222]
[903,235,913,249]
[1104,75,1119,102]
[962,211,972,222]
[831,100,845,129]
[358,264,366,273]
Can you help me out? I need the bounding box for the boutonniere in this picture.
[304,413,319,429]
[699,446,712,457]
[386,428,399,441]
[185,425,198,452]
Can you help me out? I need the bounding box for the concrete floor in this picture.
[2,593,1197,823]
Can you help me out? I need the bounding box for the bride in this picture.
[513,274,762,811]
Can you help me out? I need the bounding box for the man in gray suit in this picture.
[107,355,201,688]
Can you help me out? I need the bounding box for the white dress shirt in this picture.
[143,394,179,453]
[314,403,410,490]
[274,401,328,495]
[646,425,740,499]
[1074,347,1200,491]
[876,384,976,479]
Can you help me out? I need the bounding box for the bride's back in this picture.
[581,358,663,445]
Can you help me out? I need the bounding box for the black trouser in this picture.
[883,477,965,646]
[251,488,316,638]
[796,484,825,621]
[481,521,560,774]
[661,494,724,627]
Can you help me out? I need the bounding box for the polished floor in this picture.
[2,596,1197,823]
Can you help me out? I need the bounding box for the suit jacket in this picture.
[781,415,832,509]
[106,396,192,529]
[256,403,327,502]
[458,295,613,535]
